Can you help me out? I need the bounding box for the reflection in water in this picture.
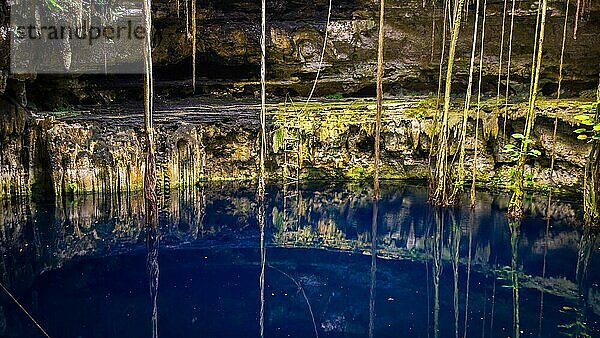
[538,200,551,338]
[0,182,599,337]
[568,227,598,337]
[509,220,521,338]
[258,176,266,338]
[432,209,443,338]
[268,265,319,337]
[369,184,378,338]
[463,217,473,338]
[451,212,460,338]
[147,225,160,338]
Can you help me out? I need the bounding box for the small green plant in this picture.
[502,133,541,161]
[524,172,535,188]
[272,127,284,153]
[67,182,78,194]
[574,113,600,142]
[325,93,343,100]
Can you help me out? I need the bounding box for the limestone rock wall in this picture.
[0,98,592,199]
[1,0,600,108]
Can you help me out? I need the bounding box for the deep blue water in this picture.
[0,181,599,337]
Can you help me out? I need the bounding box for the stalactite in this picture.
[471,0,487,208]
[509,0,548,220]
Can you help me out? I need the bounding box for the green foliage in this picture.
[573,113,600,142]
[502,133,541,161]
[524,172,535,188]
[67,182,78,194]
[558,305,591,338]
[325,93,343,100]
[46,0,64,11]
[272,127,284,153]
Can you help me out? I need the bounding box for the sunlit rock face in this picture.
[0,97,592,199]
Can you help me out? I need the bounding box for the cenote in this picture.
[2,0,600,336]
[0,182,599,337]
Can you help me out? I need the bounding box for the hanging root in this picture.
[191,0,196,93]
[303,0,333,108]
[435,0,450,110]
[558,0,569,99]
[471,0,487,208]
[509,0,548,221]
[496,0,508,106]
[502,0,516,138]
[574,0,581,39]
[430,0,466,207]
[459,0,481,185]
[431,2,436,62]
[374,0,385,186]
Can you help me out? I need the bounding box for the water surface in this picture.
[0,182,599,337]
